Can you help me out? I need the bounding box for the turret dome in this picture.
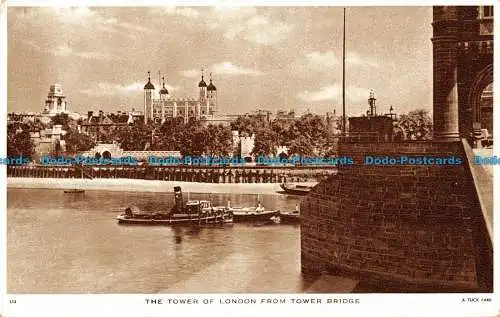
[160,84,169,95]
[207,79,217,91]
[144,71,155,90]
[198,76,207,88]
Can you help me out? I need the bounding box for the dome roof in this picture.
[160,84,169,95]
[207,79,217,91]
[144,71,155,90]
[198,76,207,88]
[144,81,155,90]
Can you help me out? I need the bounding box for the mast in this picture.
[342,7,346,134]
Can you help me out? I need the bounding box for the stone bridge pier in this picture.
[300,6,493,292]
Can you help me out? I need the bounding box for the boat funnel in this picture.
[174,186,183,211]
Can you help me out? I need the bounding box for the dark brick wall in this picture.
[301,141,487,291]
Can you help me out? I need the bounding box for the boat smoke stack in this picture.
[174,186,183,212]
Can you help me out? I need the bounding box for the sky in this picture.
[7,6,433,117]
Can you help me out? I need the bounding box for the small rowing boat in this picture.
[64,189,85,194]
[279,183,313,195]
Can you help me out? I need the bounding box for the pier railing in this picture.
[7,165,337,184]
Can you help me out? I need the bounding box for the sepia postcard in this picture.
[1,1,498,317]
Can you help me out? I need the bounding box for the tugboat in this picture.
[279,183,313,195]
[117,186,233,225]
[227,200,280,223]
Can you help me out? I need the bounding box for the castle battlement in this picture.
[143,70,217,124]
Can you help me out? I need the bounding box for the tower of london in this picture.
[143,70,217,124]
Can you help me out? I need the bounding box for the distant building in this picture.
[326,110,342,135]
[30,124,66,159]
[202,114,239,127]
[248,110,273,123]
[232,131,255,160]
[7,112,41,124]
[144,70,218,124]
[42,84,69,116]
[479,83,493,136]
[347,91,395,142]
[275,110,296,121]
[9,84,81,124]
[79,109,142,142]
[79,142,181,161]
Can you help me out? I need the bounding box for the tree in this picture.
[230,115,264,135]
[64,130,96,154]
[395,109,433,140]
[288,135,315,157]
[270,119,294,146]
[7,124,34,160]
[113,123,153,151]
[252,128,278,156]
[52,113,72,130]
[182,119,209,156]
[287,114,330,155]
[205,124,232,156]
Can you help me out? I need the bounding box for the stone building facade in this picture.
[42,84,69,116]
[144,71,218,124]
[432,6,493,142]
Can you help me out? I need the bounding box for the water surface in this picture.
[8,188,305,293]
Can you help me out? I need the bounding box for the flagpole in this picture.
[342,7,346,135]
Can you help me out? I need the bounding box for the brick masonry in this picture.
[300,141,490,292]
[432,6,493,139]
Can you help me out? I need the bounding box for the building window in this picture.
[479,6,493,19]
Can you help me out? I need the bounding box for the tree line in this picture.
[7,110,433,161]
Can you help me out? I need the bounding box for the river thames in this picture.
[7,188,308,293]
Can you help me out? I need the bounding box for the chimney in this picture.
[173,186,183,213]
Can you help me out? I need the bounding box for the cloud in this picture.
[180,69,200,78]
[213,8,293,45]
[181,62,262,78]
[159,6,293,45]
[297,84,369,103]
[346,52,379,68]
[242,16,293,45]
[163,7,201,18]
[212,62,263,76]
[305,51,339,69]
[21,40,116,60]
[80,81,176,96]
[302,51,379,71]
[14,7,152,35]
